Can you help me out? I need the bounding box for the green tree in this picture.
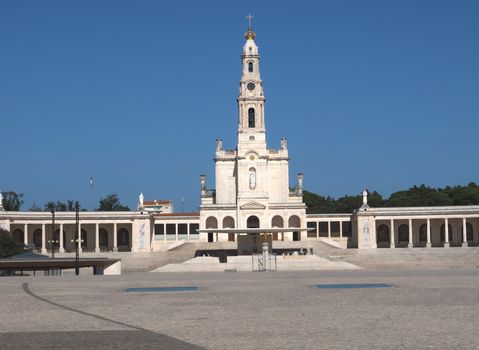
[43,200,80,212]
[97,194,130,211]
[1,191,24,211]
[0,229,25,258]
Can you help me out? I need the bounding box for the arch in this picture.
[419,224,427,242]
[248,108,255,128]
[205,216,218,229]
[33,229,42,248]
[288,215,301,228]
[99,228,109,248]
[223,216,235,229]
[462,223,474,242]
[398,224,409,243]
[117,228,130,247]
[271,216,284,228]
[377,224,390,243]
[247,216,260,228]
[248,62,253,73]
[12,229,24,243]
[440,224,453,242]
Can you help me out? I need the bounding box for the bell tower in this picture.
[237,15,266,153]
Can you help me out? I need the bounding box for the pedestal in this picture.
[462,242,468,248]
[407,243,413,248]
[444,242,450,248]
[426,243,432,248]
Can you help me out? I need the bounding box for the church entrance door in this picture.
[293,231,300,241]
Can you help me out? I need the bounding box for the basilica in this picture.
[1,24,479,254]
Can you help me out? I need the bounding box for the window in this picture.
[248,108,255,128]
[248,62,253,72]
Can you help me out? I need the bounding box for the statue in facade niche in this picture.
[280,137,287,150]
[249,168,256,190]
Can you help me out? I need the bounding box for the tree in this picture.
[43,200,81,212]
[0,229,25,258]
[97,194,130,211]
[1,191,24,211]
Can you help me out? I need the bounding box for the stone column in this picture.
[390,219,395,248]
[41,223,47,253]
[187,223,190,241]
[426,219,431,248]
[444,218,450,248]
[175,223,179,241]
[113,223,118,252]
[327,221,331,239]
[462,218,468,247]
[316,221,319,238]
[339,221,343,239]
[95,223,100,253]
[408,219,413,248]
[59,223,65,253]
[24,223,28,246]
[23,224,28,244]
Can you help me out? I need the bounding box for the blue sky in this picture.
[1,0,478,211]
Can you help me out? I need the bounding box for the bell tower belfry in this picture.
[237,16,266,152]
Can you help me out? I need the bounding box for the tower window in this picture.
[248,62,253,73]
[248,108,255,128]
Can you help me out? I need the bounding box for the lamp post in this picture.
[50,210,55,258]
[75,201,80,275]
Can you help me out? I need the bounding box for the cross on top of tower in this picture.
[246,13,254,30]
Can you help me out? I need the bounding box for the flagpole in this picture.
[89,176,93,211]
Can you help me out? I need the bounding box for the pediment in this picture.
[240,201,266,210]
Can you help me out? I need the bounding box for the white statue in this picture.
[139,192,144,207]
[298,173,304,195]
[200,175,206,195]
[216,138,223,151]
[362,188,368,206]
[280,137,287,150]
[249,168,256,190]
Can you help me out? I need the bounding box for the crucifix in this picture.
[246,13,254,30]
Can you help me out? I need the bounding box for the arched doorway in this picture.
[271,215,284,241]
[398,224,409,246]
[289,215,301,241]
[99,228,109,251]
[247,216,260,228]
[376,224,390,247]
[223,216,235,242]
[206,216,218,242]
[117,228,130,251]
[12,229,24,244]
[419,224,427,245]
[33,229,42,249]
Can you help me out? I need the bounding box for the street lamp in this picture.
[74,201,80,275]
[50,210,55,258]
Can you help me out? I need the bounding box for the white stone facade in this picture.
[198,27,307,243]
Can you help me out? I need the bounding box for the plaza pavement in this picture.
[1,268,479,349]
[2,243,479,349]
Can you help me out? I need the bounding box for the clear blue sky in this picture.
[1,0,478,211]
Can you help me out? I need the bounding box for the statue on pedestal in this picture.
[139,192,144,208]
[298,173,304,195]
[200,175,206,195]
[216,138,223,151]
[362,188,368,206]
[280,137,287,150]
